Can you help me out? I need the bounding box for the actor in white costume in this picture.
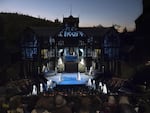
[32,85,37,95]
[40,83,43,93]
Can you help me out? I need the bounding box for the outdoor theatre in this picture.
[21,15,120,92]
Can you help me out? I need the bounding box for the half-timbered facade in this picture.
[21,15,120,78]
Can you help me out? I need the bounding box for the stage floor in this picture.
[45,73,93,85]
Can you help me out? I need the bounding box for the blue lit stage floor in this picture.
[45,73,93,85]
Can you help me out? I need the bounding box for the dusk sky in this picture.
[0,0,143,31]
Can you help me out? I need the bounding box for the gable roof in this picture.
[23,26,118,41]
[30,26,62,37]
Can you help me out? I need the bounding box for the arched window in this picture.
[103,29,120,60]
[21,28,39,60]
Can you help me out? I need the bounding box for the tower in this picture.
[63,15,79,27]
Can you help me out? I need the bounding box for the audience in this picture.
[31,96,54,113]
[0,78,150,113]
[0,93,149,113]
[7,95,24,113]
[117,104,137,113]
[78,96,91,113]
[51,94,72,113]
[103,95,117,113]
[0,96,8,113]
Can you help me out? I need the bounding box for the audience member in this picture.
[52,94,72,113]
[103,95,117,113]
[8,95,24,113]
[31,96,54,113]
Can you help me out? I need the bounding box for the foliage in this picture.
[0,12,62,84]
[0,12,61,40]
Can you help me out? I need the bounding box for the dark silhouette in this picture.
[52,95,72,113]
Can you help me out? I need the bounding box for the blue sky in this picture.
[0,0,143,31]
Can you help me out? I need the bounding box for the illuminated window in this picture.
[21,35,38,59]
[92,49,101,58]
[103,34,120,60]
[41,49,49,59]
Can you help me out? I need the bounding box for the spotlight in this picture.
[58,57,63,65]
[80,58,84,65]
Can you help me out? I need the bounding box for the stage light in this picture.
[93,80,96,90]
[89,66,93,75]
[79,48,84,53]
[47,79,53,90]
[102,65,105,72]
[80,58,84,65]
[59,49,63,53]
[87,78,92,86]
[77,72,81,81]
[58,57,63,65]
[42,64,48,73]
[58,73,62,82]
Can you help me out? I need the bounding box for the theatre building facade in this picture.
[21,15,120,78]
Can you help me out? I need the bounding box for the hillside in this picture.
[0,13,62,84]
[0,12,61,39]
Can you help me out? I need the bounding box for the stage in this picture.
[45,72,93,85]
